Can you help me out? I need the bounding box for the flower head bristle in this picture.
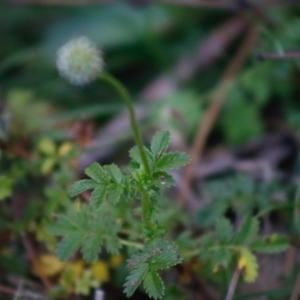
[56,36,103,86]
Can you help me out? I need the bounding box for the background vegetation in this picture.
[1,1,300,299]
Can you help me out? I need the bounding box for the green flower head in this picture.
[56,36,104,86]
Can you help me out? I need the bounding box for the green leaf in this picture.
[105,236,121,254]
[56,232,84,260]
[0,176,13,200]
[215,218,233,244]
[144,271,164,299]
[156,152,190,170]
[196,201,228,227]
[129,146,155,169]
[251,234,289,253]
[84,162,106,181]
[129,146,142,164]
[69,179,98,197]
[211,247,233,270]
[46,215,78,236]
[50,203,121,264]
[152,171,175,188]
[234,217,259,245]
[81,234,102,262]
[148,240,182,271]
[90,184,107,208]
[104,164,123,183]
[106,184,123,205]
[124,263,149,297]
[238,248,258,283]
[124,239,181,298]
[151,131,170,157]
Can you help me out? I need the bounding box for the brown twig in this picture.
[290,267,300,300]
[225,267,242,300]
[178,25,257,206]
[259,50,300,60]
[21,235,52,290]
[0,284,15,295]
[284,246,297,276]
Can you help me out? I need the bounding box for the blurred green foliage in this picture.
[1,2,300,300]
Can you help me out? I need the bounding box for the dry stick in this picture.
[178,25,257,206]
[0,285,15,295]
[21,235,52,290]
[225,267,242,300]
[290,268,300,300]
[259,50,300,60]
[284,245,296,277]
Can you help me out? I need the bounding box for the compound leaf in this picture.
[124,239,181,298]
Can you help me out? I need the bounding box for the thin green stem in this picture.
[99,71,154,230]
[118,238,144,249]
[99,71,151,175]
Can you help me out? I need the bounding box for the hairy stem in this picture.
[142,193,153,229]
[99,71,150,175]
[99,71,153,230]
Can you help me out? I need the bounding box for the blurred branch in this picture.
[141,15,248,99]
[178,25,257,206]
[290,267,300,300]
[0,285,14,295]
[225,267,241,300]
[21,235,52,290]
[258,50,300,60]
[158,0,299,10]
[158,0,234,9]
[8,0,118,3]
